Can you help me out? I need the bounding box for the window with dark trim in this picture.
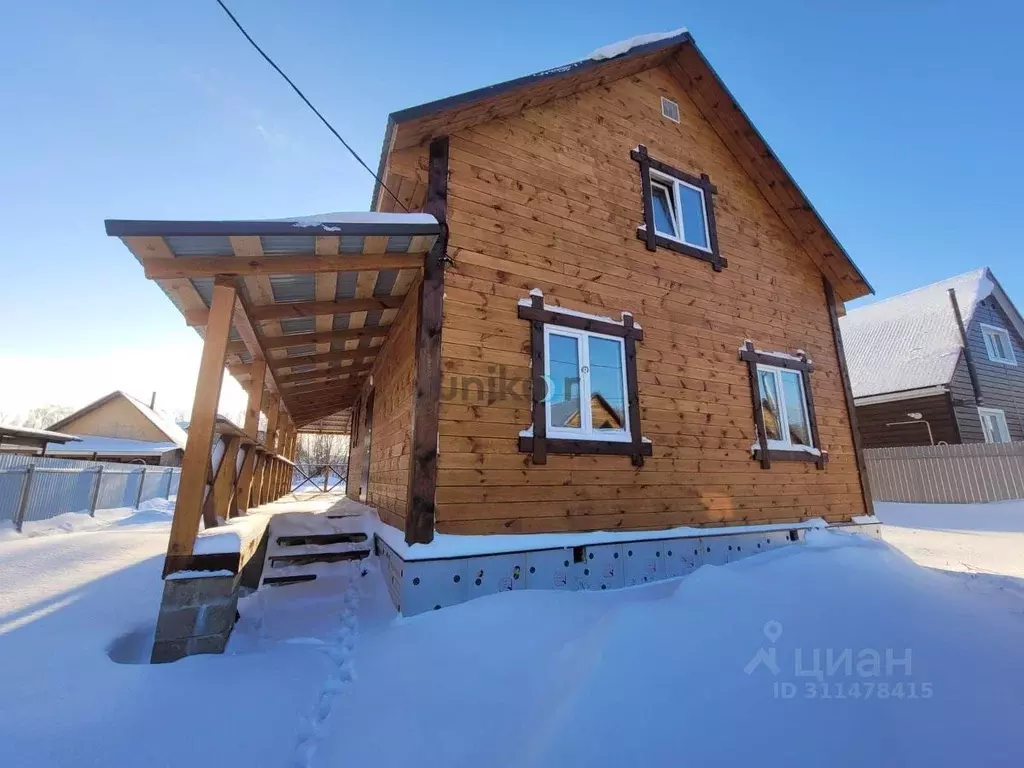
[518,291,652,467]
[631,144,725,272]
[739,341,827,470]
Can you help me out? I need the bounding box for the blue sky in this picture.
[1,0,1021,417]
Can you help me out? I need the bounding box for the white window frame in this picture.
[980,323,1017,365]
[660,96,680,123]
[649,170,712,253]
[543,325,630,443]
[757,363,814,450]
[978,407,1012,444]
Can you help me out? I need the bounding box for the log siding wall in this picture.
[856,394,960,449]
[952,297,1024,442]
[346,284,420,530]
[432,65,868,535]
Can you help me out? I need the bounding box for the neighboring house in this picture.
[45,391,188,465]
[0,424,81,456]
[839,268,1024,448]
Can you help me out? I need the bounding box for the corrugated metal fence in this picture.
[864,443,1024,503]
[0,454,180,531]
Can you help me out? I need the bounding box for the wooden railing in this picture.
[864,443,1024,503]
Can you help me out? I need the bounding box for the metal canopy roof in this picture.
[106,213,440,429]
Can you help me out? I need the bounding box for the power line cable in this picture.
[214,0,408,211]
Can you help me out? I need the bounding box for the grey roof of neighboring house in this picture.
[838,268,1022,399]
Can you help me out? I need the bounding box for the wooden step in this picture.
[268,549,371,568]
[263,574,317,587]
[276,532,368,547]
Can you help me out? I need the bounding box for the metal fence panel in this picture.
[864,442,1024,503]
[0,455,180,528]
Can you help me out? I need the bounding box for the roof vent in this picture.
[661,96,680,123]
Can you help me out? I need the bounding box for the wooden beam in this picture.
[268,348,378,371]
[164,276,236,575]
[824,277,875,517]
[278,364,372,386]
[405,136,448,546]
[231,289,282,398]
[202,435,241,525]
[255,397,280,507]
[186,296,406,326]
[234,360,266,514]
[263,327,389,350]
[143,252,426,280]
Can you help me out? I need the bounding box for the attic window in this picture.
[981,324,1016,365]
[660,96,680,122]
[631,145,725,271]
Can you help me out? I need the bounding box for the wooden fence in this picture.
[864,443,1024,503]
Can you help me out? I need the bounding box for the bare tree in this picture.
[294,432,350,488]
[22,404,75,430]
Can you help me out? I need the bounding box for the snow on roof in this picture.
[587,28,688,61]
[280,211,438,229]
[839,268,994,399]
[0,424,80,443]
[45,435,181,456]
[119,392,189,449]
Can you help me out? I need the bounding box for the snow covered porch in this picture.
[103,212,443,661]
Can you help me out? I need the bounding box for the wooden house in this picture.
[352,28,875,542]
[104,30,883,649]
[840,268,1024,448]
[46,391,188,465]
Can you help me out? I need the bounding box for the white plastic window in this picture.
[981,324,1016,365]
[757,364,813,449]
[979,407,1011,444]
[544,326,630,442]
[650,171,711,251]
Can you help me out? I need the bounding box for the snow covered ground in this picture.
[2,496,1023,767]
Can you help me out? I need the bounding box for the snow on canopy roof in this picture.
[588,28,689,61]
[45,435,181,456]
[839,268,995,399]
[0,424,81,444]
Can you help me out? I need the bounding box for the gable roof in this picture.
[48,391,189,449]
[373,29,873,301]
[839,268,1024,400]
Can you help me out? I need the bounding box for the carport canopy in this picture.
[105,212,440,569]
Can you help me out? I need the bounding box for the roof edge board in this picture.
[105,219,440,239]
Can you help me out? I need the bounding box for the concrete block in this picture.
[197,601,238,636]
[151,639,189,664]
[189,634,229,655]
[162,575,237,608]
[154,606,199,642]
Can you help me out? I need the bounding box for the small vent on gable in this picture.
[661,96,680,123]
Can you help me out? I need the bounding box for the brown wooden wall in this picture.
[856,394,959,449]
[346,284,420,530]
[428,65,867,535]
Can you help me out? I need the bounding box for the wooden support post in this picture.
[203,435,241,524]
[405,136,448,545]
[257,398,280,506]
[164,276,236,575]
[229,445,251,518]
[235,360,266,513]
